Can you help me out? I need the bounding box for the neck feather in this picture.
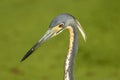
[64,26,78,80]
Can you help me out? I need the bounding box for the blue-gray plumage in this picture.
[21,13,86,80]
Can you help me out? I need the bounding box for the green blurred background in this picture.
[0,0,120,80]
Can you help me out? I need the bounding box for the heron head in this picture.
[44,13,86,41]
[45,14,74,39]
[21,13,86,61]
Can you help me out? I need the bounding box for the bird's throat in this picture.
[64,26,78,80]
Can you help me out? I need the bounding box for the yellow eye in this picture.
[58,23,64,28]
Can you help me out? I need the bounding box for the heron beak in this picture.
[21,26,62,62]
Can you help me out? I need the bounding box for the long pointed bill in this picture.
[21,29,57,62]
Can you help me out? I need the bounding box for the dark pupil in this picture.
[59,23,64,27]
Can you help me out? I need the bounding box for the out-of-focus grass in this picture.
[0,0,120,80]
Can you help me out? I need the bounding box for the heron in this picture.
[21,13,86,80]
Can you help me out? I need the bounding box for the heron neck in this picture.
[64,26,78,80]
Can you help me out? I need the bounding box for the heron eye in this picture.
[58,23,64,28]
